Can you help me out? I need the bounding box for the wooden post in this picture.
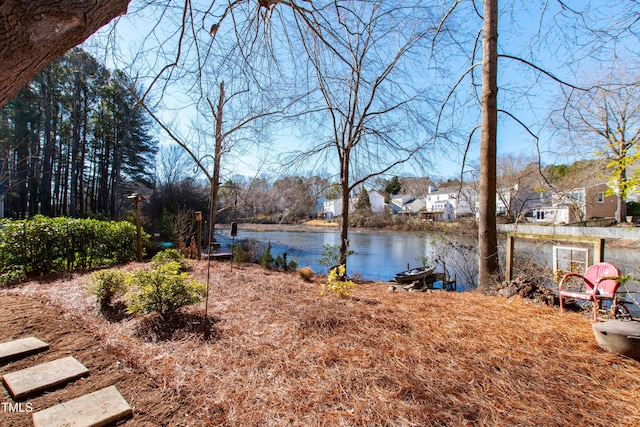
[135,197,142,262]
[195,211,202,261]
[505,232,607,282]
[127,194,147,262]
[595,238,605,263]
[505,234,515,282]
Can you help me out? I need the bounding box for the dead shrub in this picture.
[296,266,314,282]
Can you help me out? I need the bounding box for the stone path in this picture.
[0,337,49,364]
[32,385,132,427]
[1,336,132,426]
[3,356,89,399]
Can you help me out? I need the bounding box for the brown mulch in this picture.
[2,261,640,426]
[0,294,191,427]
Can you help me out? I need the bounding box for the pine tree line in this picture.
[0,48,156,219]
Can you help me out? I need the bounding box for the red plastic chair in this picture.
[558,262,621,321]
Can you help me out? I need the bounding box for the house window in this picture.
[571,191,584,202]
[597,191,604,203]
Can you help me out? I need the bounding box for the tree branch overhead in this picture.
[0,0,131,109]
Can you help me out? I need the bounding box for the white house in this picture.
[496,184,546,218]
[424,185,476,220]
[368,190,386,213]
[322,198,343,218]
[391,194,415,214]
[320,189,387,218]
[313,197,328,216]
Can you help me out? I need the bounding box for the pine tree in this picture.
[355,188,371,213]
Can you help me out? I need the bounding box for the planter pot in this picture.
[592,320,640,361]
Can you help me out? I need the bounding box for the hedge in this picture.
[0,215,149,283]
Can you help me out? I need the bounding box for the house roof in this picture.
[426,185,468,197]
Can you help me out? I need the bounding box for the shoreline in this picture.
[216,221,640,249]
[215,219,475,236]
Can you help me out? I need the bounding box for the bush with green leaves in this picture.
[274,253,298,271]
[258,242,298,271]
[0,215,147,283]
[127,261,206,319]
[259,242,275,268]
[0,266,26,286]
[319,244,354,268]
[86,269,128,310]
[151,248,190,270]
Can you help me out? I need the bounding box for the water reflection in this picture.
[215,228,478,288]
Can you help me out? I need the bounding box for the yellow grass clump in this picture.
[296,266,314,282]
[4,260,640,427]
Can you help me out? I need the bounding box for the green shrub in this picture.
[275,253,298,271]
[258,243,298,271]
[152,248,190,270]
[259,242,275,268]
[86,269,128,310]
[127,261,206,319]
[0,216,147,278]
[319,244,354,268]
[0,265,26,286]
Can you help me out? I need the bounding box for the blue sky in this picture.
[84,0,639,184]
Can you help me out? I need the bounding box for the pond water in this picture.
[215,227,478,289]
[215,225,640,298]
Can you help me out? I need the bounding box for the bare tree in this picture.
[156,144,194,187]
[285,1,438,269]
[556,78,640,223]
[139,77,289,241]
[496,153,539,219]
[434,0,640,290]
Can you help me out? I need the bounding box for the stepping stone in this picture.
[2,356,89,399]
[0,337,49,364]
[32,385,133,427]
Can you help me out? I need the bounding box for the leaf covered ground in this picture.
[1,260,639,426]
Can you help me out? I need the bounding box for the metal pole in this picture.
[135,196,142,262]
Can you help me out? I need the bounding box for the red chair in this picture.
[558,262,621,321]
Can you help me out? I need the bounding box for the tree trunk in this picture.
[79,93,89,216]
[477,0,500,292]
[69,72,81,217]
[616,154,627,223]
[209,82,224,247]
[0,0,130,109]
[40,67,54,216]
[111,116,126,218]
[13,88,30,217]
[28,120,40,217]
[339,152,350,269]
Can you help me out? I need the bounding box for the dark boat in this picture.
[394,266,436,283]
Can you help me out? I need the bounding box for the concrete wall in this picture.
[498,223,640,240]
